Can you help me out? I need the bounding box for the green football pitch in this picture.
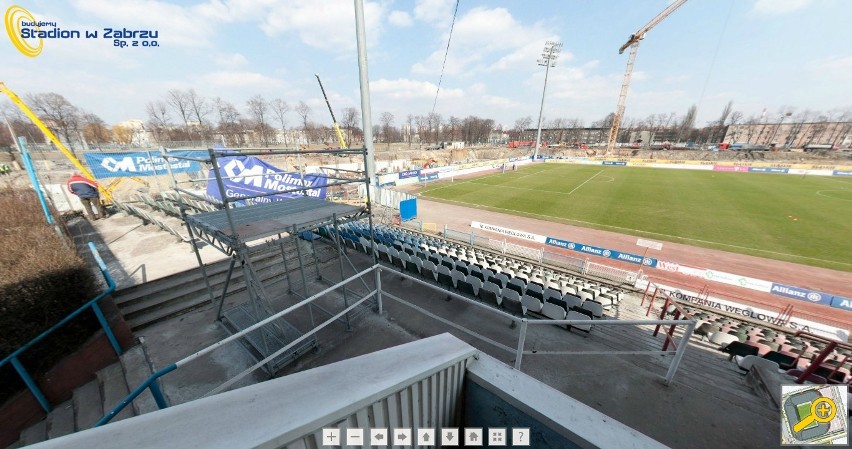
[416,163,852,272]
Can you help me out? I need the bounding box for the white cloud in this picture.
[411,7,556,76]
[200,71,285,90]
[482,94,520,109]
[388,10,413,27]
[214,53,249,68]
[414,0,456,24]
[69,0,216,47]
[259,0,385,51]
[371,78,463,99]
[751,0,814,15]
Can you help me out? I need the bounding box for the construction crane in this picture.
[314,74,348,149]
[0,81,113,201]
[606,0,688,154]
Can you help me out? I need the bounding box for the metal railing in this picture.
[95,264,380,427]
[386,268,695,385]
[0,242,121,413]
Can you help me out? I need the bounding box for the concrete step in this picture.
[118,250,317,330]
[18,419,46,446]
[97,363,134,424]
[113,239,309,306]
[119,343,159,415]
[45,400,74,439]
[72,379,103,430]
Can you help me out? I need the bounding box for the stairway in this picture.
[9,341,161,448]
[115,237,320,330]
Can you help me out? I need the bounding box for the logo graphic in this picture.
[5,5,43,57]
[806,292,822,302]
[602,249,611,258]
[781,385,847,445]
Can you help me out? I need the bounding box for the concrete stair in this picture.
[115,238,318,330]
[11,342,161,448]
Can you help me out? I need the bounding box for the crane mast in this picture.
[606,0,688,154]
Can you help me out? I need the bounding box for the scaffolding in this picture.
[164,147,376,373]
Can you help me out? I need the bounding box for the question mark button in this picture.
[512,428,530,446]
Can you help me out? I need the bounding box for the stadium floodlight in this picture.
[533,41,562,161]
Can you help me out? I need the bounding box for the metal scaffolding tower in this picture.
[164,146,375,373]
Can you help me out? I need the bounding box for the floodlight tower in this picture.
[533,41,562,161]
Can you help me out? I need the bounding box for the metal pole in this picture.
[375,266,384,314]
[16,137,54,224]
[664,320,695,385]
[354,0,375,180]
[533,42,561,160]
[514,319,529,370]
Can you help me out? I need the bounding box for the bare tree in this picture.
[112,125,133,145]
[676,104,697,144]
[513,116,532,140]
[80,112,111,144]
[295,101,311,132]
[166,90,192,141]
[186,89,211,140]
[340,107,360,147]
[26,92,81,152]
[379,112,394,149]
[146,100,171,142]
[405,114,414,148]
[246,95,271,146]
[214,97,243,146]
[271,99,290,144]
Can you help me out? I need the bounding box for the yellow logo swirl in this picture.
[5,5,43,57]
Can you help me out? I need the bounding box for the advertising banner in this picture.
[713,165,750,172]
[637,281,848,341]
[834,170,852,177]
[206,156,326,203]
[398,169,421,179]
[769,283,833,305]
[84,151,201,179]
[676,264,773,292]
[545,237,658,267]
[749,167,789,174]
[602,161,627,166]
[830,296,852,311]
[470,221,546,243]
[418,172,439,181]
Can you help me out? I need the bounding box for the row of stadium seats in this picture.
[112,199,189,242]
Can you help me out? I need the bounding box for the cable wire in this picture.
[431,0,460,117]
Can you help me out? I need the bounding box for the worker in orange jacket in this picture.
[67,172,106,220]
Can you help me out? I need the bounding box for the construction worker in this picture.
[0,164,10,175]
[67,172,107,220]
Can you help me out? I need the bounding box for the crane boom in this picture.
[0,81,112,200]
[607,0,687,154]
[314,74,348,149]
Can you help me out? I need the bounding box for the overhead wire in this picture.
[431,0,460,117]
[695,0,735,121]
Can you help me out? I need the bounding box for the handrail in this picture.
[0,242,120,413]
[791,331,852,384]
[95,264,380,427]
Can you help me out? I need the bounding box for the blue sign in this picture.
[206,156,326,203]
[769,283,832,305]
[830,296,852,311]
[545,237,658,268]
[602,161,627,166]
[418,172,439,181]
[398,169,420,179]
[833,170,852,177]
[749,167,789,174]
[84,151,201,179]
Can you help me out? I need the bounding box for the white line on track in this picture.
[423,197,852,267]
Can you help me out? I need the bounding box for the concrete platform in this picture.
[73,212,782,448]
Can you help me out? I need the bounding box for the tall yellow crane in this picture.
[315,74,348,149]
[606,0,688,154]
[0,81,113,200]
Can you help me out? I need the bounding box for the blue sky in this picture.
[2,0,850,130]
